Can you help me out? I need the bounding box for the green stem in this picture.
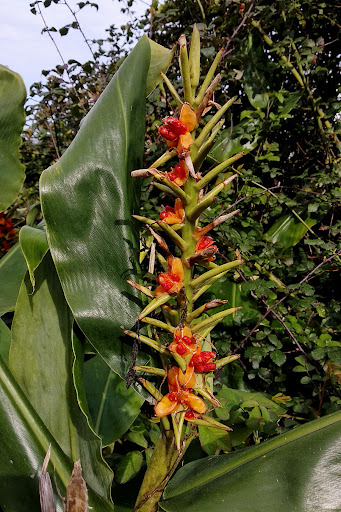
[141,317,175,334]
[191,307,242,333]
[151,149,176,169]
[134,366,166,377]
[194,50,223,109]
[160,72,183,107]
[188,176,237,221]
[190,259,243,289]
[124,330,169,354]
[181,176,199,314]
[138,294,172,320]
[158,221,189,251]
[193,97,236,150]
[179,35,193,104]
[157,178,191,204]
[195,153,243,190]
[133,430,189,512]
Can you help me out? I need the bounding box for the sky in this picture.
[0,0,148,91]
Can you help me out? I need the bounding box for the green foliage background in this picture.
[0,0,340,510]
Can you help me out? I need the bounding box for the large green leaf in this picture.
[40,36,161,380]
[0,242,27,316]
[0,354,113,512]
[161,411,341,512]
[8,253,113,508]
[264,210,321,249]
[202,276,259,327]
[83,354,144,446]
[209,129,259,161]
[0,65,26,210]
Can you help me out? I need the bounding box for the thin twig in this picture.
[36,1,87,114]
[44,120,60,159]
[37,2,67,65]
[233,250,341,353]
[63,0,96,60]
[222,1,256,56]
[148,0,154,39]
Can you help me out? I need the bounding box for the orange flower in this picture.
[154,257,184,296]
[154,389,207,418]
[167,366,196,390]
[195,236,218,261]
[160,198,184,225]
[159,103,197,153]
[168,326,200,357]
[154,365,207,418]
[167,160,189,186]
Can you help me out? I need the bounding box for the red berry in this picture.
[159,277,173,292]
[168,392,177,402]
[195,363,216,372]
[169,273,180,282]
[198,351,215,363]
[162,117,187,136]
[188,357,196,367]
[159,126,178,141]
[185,411,194,419]
[182,336,192,346]
[176,344,186,355]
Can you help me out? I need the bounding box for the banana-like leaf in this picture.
[161,411,341,512]
[19,225,49,290]
[209,130,259,161]
[0,318,10,363]
[83,354,144,446]
[8,253,113,509]
[0,65,26,210]
[0,354,113,512]
[202,276,259,327]
[264,210,320,249]
[0,242,27,316]
[40,36,167,381]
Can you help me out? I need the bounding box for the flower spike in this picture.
[130,29,246,474]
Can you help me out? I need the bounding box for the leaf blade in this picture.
[0,243,27,316]
[8,253,113,507]
[40,37,151,378]
[0,65,26,210]
[161,411,341,511]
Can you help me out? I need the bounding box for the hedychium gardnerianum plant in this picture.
[126,26,244,512]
